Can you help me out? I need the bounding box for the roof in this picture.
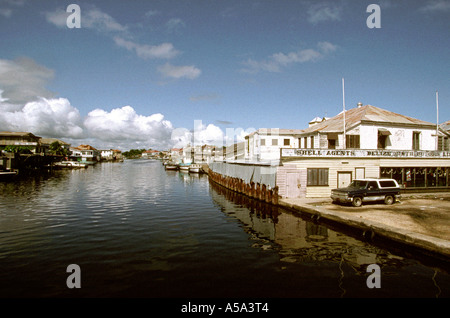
[246,128,304,138]
[74,144,98,151]
[40,137,70,146]
[300,105,436,134]
[440,120,450,132]
[0,131,41,139]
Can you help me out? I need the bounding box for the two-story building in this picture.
[244,128,304,164]
[277,104,450,198]
[0,131,44,154]
[70,144,101,164]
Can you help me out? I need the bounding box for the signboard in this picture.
[281,148,450,159]
[14,142,38,146]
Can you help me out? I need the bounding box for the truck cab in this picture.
[331,178,401,207]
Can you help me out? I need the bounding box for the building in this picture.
[245,128,304,164]
[0,131,44,154]
[277,104,450,198]
[70,144,101,164]
[40,138,71,155]
[102,149,123,161]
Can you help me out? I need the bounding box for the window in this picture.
[307,168,329,186]
[379,180,396,188]
[413,132,420,150]
[438,136,449,151]
[328,139,336,149]
[378,135,388,149]
[304,137,307,148]
[272,139,278,146]
[284,139,290,146]
[310,136,314,149]
[260,138,265,146]
[346,135,360,149]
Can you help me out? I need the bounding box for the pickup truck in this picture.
[331,178,401,207]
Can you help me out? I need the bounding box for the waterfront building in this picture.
[244,128,304,164]
[277,104,450,198]
[40,138,71,155]
[101,149,123,161]
[70,144,101,164]
[0,131,44,154]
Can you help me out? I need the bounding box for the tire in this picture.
[352,197,363,207]
[384,195,394,205]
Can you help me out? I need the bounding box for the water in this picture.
[0,159,448,298]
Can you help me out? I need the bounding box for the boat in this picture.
[179,163,191,172]
[164,162,178,170]
[0,171,18,181]
[189,164,203,173]
[54,161,87,169]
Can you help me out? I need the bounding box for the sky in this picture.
[0,0,449,151]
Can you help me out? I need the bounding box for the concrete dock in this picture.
[279,192,450,262]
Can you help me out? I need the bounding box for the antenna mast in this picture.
[342,78,346,149]
[436,90,439,150]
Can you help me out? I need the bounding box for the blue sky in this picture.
[0,0,449,150]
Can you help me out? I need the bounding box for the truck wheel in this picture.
[352,197,362,207]
[384,195,394,205]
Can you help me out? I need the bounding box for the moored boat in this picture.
[54,161,87,169]
[189,164,203,173]
[165,162,178,170]
[179,163,190,171]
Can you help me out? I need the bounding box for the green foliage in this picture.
[123,148,146,158]
[49,141,69,156]
[1,145,34,154]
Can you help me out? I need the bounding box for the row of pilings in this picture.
[206,167,279,205]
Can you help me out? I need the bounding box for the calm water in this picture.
[0,159,448,298]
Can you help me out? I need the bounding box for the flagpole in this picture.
[342,78,346,149]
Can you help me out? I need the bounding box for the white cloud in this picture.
[307,3,342,24]
[114,37,179,59]
[157,63,201,79]
[0,8,12,17]
[84,106,174,149]
[0,57,55,104]
[241,42,337,74]
[419,0,450,12]
[83,8,127,32]
[45,6,127,32]
[0,96,85,139]
[166,18,186,33]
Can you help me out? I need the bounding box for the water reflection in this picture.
[1,161,448,298]
[209,181,449,297]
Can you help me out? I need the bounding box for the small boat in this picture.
[54,161,87,169]
[164,162,178,170]
[179,163,190,171]
[189,164,202,173]
[0,171,17,181]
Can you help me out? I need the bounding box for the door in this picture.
[287,172,301,198]
[337,172,352,188]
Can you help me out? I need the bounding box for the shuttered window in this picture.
[307,168,329,186]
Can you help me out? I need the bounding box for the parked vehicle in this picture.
[331,178,401,207]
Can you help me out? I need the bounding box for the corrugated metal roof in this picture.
[300,105,435,134]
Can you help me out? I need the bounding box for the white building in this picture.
[244,128,304,164]
[277,104,450,198]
